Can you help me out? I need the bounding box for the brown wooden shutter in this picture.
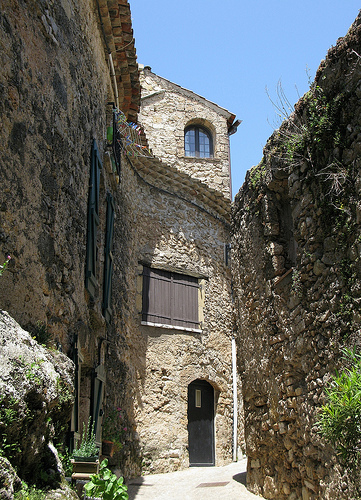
[142,267,171,325]
[142,267,199,329]
[173,272,199,329]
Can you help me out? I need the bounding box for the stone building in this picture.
[0,0,241,482]
[232,12,361,500]
[0,0,142,477]
[124,66,242,471]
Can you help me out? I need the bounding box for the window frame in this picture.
[141,266,202,333]
[184,125,213,158]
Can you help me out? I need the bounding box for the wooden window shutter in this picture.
[102,192,115,323]
[85,140,102,298]
[142,267,172,325]
[112,111,122,179]
[172,272,199,329]
[142,266,200,329]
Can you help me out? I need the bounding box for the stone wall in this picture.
[0,0,113,352]
[0,0,142,479]
[139,67,234,199]
[232,13,361,499]
[134,187,234,472]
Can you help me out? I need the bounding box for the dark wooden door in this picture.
[187,380,215,466]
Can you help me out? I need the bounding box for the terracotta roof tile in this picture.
[98,1,140,119]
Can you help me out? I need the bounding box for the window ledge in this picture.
[141,321,202,334]
[181,156,220,163]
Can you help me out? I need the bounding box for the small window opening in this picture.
[185,126,213,158]
[195,389,202,408]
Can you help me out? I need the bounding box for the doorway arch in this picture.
[187,379,215,466]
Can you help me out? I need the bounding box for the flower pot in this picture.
[102,440,115,457]
[72,455,99,462]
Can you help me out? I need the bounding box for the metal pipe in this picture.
[108,53,119,109]
[94,0,119,109]
[232,336,238,461]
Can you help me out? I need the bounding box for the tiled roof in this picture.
[97,2,231,222]
[97,0,140,122]
[130,152,231,225]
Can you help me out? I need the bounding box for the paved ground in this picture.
[127,458,263,500]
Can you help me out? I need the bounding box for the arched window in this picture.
[184,125,213,158]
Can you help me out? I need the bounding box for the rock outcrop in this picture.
[0,457,21,500]
[0,310,74,493]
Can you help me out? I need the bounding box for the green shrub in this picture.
[84,459,128,500]
[29,322,52,347]
[0,396,21,460]
[0,255,11,276]
[14,482,46,500]
[317,348,361,472]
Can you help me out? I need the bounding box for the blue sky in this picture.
[130,2,360,198]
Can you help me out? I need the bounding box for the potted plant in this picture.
[101,407,127,457]
[71,417,99,480]
[84,458,128,500]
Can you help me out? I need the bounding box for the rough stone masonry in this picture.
[232,12,361,500]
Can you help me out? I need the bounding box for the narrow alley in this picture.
[127,458,262,500]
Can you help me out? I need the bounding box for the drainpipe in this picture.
[232,336,238,461]
[227,119,242,200]
[95,0,119,109]
[108,52,119,109]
